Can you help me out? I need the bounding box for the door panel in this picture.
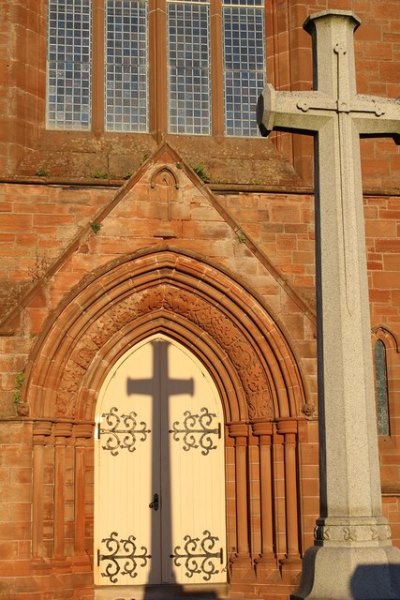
[94,342,161,585]
[163,342,226,584]
[94,335,226,587]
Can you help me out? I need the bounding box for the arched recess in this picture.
[25,249,308,575]
[24,249,307,422]
[372,326,399,437]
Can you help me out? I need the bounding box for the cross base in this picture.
[292,541,400,599]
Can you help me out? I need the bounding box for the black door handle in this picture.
[149,493,159,511]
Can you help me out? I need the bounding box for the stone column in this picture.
[252,421,277,581]
[277,419,302,581]
[73,423,93,568]
[53,422,72,565]
[32,421,52,564]
[229,422,255,582]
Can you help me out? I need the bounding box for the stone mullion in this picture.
[277,419,301,575]
[210,0,224,136]
[252,421,276,577]
[149,0,167,139]
[92,0,105,133]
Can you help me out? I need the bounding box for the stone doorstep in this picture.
[94,584,238,600]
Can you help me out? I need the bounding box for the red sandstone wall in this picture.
[0,175,398,556]
[0,0,398,188]
[267,0,400,188]
[0,0,398,597]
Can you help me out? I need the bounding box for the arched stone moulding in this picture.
[150,165,180,189]
[371,325,399,441]
[24,249,307,423]
[372,326,399,352]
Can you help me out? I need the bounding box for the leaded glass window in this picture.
[105,0,148,131]
[46,0,266,136]
[167,0,211,135]
[47,0,92,129]
[223,0,265,136]
[374,340,390,436]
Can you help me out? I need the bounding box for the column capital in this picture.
[54,422,73,438]
[33,421,53,444]
[33,420,53,437]
[73,423,93,440]
[276,419,298,435]
[252,421,273,437]
[228,422,249,438]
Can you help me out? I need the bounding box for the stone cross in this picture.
[257,10,400,599]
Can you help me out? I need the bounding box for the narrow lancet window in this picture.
[374,340,390,436]
[223,0,265,136]
[105,0,149,131]
[167,0,211,134]
[47,0,92,129]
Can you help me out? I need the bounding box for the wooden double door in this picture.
[94,336,227,586]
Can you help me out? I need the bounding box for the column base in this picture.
[254,555,281,583]
[229,553,256,583]
[281,555,302,585]
[72,552,92,571]
[291,544,400,600]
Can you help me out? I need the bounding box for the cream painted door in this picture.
[94,335,226,586]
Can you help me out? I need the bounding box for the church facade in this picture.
[0,1,399,599]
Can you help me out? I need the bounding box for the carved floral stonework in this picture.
[72,336,100,370]
[314,523,391,544]
[55,283,274,419]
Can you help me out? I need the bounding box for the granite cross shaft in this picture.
[257,10,400,600]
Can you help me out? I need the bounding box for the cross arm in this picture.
[353,95,400,144]
[127,378,154,396]
[257,83,333,137]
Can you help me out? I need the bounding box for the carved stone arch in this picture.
[24,249,307,423]
[77,311,247,423]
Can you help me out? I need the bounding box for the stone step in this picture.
[94,584,238,600]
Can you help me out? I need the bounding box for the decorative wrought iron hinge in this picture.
[169,407,221,455]
[97,531,151,583]
[98,406,151,456]
[170,530,223,581]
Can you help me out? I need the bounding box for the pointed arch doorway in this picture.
[94,335,227,587]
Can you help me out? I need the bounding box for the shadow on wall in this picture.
[351,563,400,599]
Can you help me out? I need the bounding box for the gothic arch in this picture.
[372,326,399,436]
[25,249,309,578]
[372,326,400,352]
[24,249,307,423]
[150,165,180,189]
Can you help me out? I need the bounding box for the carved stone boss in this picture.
[258,9,400,599]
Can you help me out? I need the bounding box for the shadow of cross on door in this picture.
[95,336,226,590]
[127,339,194,585]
